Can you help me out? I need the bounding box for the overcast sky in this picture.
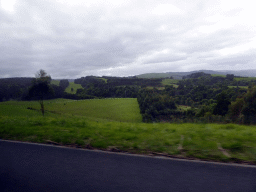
[1,0,256,79]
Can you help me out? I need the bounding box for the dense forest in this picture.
[1,72,256,124]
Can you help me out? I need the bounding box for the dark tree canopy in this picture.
[28,69,53,115]
[213,92,231,116]
[59,79,69,90]
[241,86,256,124]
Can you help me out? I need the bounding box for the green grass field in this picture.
[178,105,191,111]
[50,80,60,86]
[1,99,256,164]
[234,77,256,81]
[51,80,83,94]
[162,78,180,85]
[146,86,165,90]
[228,86,248,89]
[211,74,226,77]
[161,79,179,88]
[65,82,83,94]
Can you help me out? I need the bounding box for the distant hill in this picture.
[136,69,256,79]
[52,79,75,82]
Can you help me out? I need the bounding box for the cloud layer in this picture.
[1,0,256,78]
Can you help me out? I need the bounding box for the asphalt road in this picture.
[0,139,256,192]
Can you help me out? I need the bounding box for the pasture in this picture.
[234,77,256,81]
[161,79,179,88]
[65,82,83,94]
[50,80,83,94]
[0,98,256,164]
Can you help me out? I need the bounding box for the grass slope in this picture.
[0,98,142,123]
[50,80,60,86]
[65,82,83,94]
[162,79,179,87]
[234,77,256,81]
[1,99,256,164]
[136,73,171,78]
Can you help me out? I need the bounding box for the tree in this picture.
[229,98,244,123]
[226,74,234,81]
[59,79,69,90]
[213,92,231,116]
[241,86,256,124]
[28,69,53,116]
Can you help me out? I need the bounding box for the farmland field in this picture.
[65,82,83,94]
[51,80,83,94]
[161,79,179,88]
[0,98,142,123]
[1,98,256,164]
[234,77,256,81]
[50,80,60,86]
[228,86,248,89]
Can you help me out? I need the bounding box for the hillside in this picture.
[136,69,256,79]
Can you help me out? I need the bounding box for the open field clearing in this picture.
[0,99,256,164]
[0,98,142,123]
[65,82,83,94]
[43,98,142,122]
[50,80,60,86]
[146,86,165,90]
[50,80,83,94]
[234,77,256,81]
[228,86,248,89]
[178,105,192,111]
[211,74,226,77]
[162,79,179,87]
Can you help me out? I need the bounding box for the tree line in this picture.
[1,70,256,124]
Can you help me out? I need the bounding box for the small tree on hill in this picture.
[29,69,53,116]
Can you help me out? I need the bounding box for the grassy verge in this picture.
[0,99,256,164]
[1,116,256,164]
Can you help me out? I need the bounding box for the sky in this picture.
[0,0,256,79]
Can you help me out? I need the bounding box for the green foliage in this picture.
[241,86,256,124]
[229,98,244,123]
[59,79,69,90]
[137,89,178,122]
[228,86,256,124]
[213,92,231,116]
[28,70,54,116]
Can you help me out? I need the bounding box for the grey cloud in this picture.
[0,0,256,78]
[208,50,256,66]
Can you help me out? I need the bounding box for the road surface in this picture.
[0,139,256,192]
